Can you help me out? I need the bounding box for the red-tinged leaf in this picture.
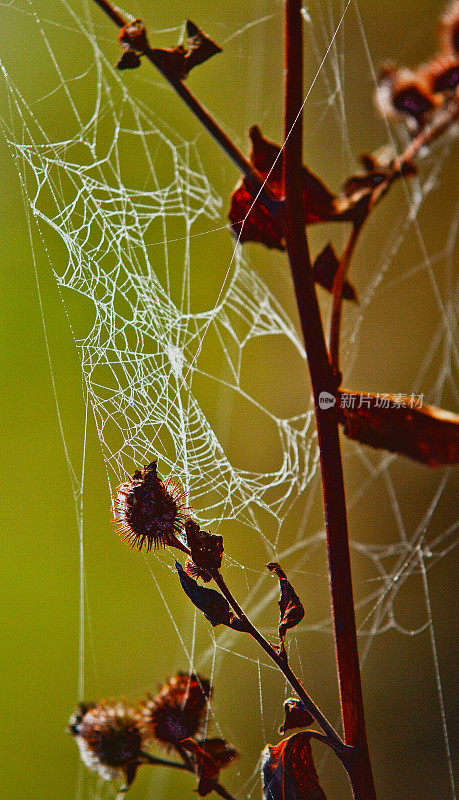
[261,733,328,800]
[267,563,305,641]
[229,182,285,249]
[279,699,314,735]
[312,243,358,302]
[176,562,248,631]
[181,737,237,796]
[229,126,343,250]
[338,390,459,467]
[149,20,221,81]
[197,738,238,770]
[181,738,219,796]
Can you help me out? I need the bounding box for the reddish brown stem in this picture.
[211,569,348,755]
[92,0,279,214]
[329,219,364,372]
[283,2,376,798]
[329,99,458,371]
[141,748,237,800]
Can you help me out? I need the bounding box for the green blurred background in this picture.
[0,1,457,799]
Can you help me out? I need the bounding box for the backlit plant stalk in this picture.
[84,2,459,798]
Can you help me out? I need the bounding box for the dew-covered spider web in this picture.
[1,0,457,798]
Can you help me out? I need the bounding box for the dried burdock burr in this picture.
[139,673,212,748]
[114,461,190,552]
[439,0,459,56]
[67,701,145,790]
[375,64,437,127]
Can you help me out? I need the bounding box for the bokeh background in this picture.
[0,1,457,799]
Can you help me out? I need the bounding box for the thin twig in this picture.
[141,749,237,800]
[92,0,279,214]
[141,751,189,770]
[329,99,459,371]
[211,569,349,757]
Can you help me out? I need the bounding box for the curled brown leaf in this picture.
[279,698,315,735]
[261,732,328,800]
[267,562,305,642]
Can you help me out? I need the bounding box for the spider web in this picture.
[1,1,457,799]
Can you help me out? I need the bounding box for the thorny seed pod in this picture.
[439,0,459,56]
[114,461,190,551]
[67,701,144,790]
[139,673,212,748]
[423,54,459,95]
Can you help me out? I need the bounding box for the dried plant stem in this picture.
[141,749,237,800]
[92,0,279,214]
[283,2,376,798]
[93,0,378,794]
[329,219,364,372]
[211,569,349,758]
[330,99,459,371]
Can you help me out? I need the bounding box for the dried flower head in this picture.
[375,65,436,127]
[68,701,144,789]
[139,673,211,748]
[422,54,459,95]
[118,19,149,52]
[439,1,459,56]
[114,461,189,551]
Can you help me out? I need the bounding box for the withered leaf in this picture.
[116,50,142,70]
[279,698,314,735]
[176,563,248,631]
[185,519,223,580]
[180,738,219,796]
[183,20,222,73]
[312,243,358,302]
[197,738,239,770]
[181,736,239,794]
[229,126,345,250]
[149,20,221,81]
[267,563,305,641]
[261,733,328,800]
[338,390,459,467]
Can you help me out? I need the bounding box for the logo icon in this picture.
[318,391,336,410]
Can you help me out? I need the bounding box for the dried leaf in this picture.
[279,699,314,735]
[185,519,224,579]
[183,19,222,74]
[198,738,239,770]
[181,738,219,796]
[267,563,305,641]
[340,153,416,212]
[261,733,328,800]
[176,563,248,631]
[116,50,142,70]
[312,243,358,302]
[180,737,237,796]
[149,20,221,81]
[338,390,459,467]
[229,126,343,250]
